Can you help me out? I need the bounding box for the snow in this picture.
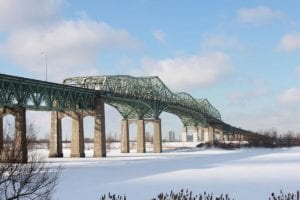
[39,144,300,200]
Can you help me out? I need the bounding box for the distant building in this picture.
[168,131,176,142]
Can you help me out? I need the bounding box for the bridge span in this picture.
[0,73,267,162]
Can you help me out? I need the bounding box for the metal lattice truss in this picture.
[0,73,257,134]
[0,74,96,111]
[63,75,222,127]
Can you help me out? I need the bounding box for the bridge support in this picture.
[49,111,63,157]
[15,107,27,163]
[181,127,187,142]
[209,126,214,144]
[94,97,106,157]
[201,127,207,142]
[0,116,3,152]
[193,127,198,142]
[153,118,162,153]
[71,112,85,158]
[216,128,224,143]
[0,107,28,163]
[240,134,244,141]
[121,119,130,153]
[137,119,145,153]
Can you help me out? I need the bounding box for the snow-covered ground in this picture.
[39,143,300,200]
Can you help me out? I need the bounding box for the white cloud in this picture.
[0,0,63,31]
[237,6,285,26]
[202,35,244,50]
[277,33,300,52]
[134,52,232,91]
[153,30,166,44]
[0,13,139,82]
[279,88,300,103]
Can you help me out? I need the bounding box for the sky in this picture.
[0,0,300,139]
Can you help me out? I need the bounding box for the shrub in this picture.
[100,192,126,200]
[269,190,300,200]
[153,189,232,200]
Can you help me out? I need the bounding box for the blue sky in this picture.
[0,0,300,139]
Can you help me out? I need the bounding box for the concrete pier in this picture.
[181,126,187,142]
[121,119,130,153]
[137,119,145,153]
[217,128,224,143]
[0,107,27,162]
[71,112,85,158]
[94,97,106,157]
[153,118,162,153]
[234,134,239,141]
[49,111,63,157]
[201,127,205,142]
[0,116,3,152]
[15,107,27,163]
[193,126,198,142]
[209,126,214,144]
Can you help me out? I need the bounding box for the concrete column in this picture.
[201,127,205,142]
[94,97,106,157]
[153,118,162,153]
[239,134,243,141]
[71,112,85,157]
[136,119,145,153]
[234,134,239,141]
[181,127,187,142]
[49,111,63,157]
[228,134,232,141]
[193,126,198,142]
[218,129,224,143]
[224,132,229,142]
[209,126,214,144]
[121,119,129,153]
[15,107,27,163]
[203,127,210,142]
[0,116,3,152]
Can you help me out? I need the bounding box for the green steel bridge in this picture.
[0,73,266,162]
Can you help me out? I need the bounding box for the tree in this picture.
[0,119,61,200]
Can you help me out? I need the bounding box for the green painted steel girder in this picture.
[0,73,257,136]
[63,75,222,125]
[0,73,96,111]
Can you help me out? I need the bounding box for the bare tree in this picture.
[0,119,61,200]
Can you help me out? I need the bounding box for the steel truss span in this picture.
[0,73,271,162]
[0,73,259,134]
[63,75,240,132]
[63,75,221,124]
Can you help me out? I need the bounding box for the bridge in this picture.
[0,73,267,162]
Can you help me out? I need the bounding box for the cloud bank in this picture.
[134,52,232,91]
[0,0,139,82]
